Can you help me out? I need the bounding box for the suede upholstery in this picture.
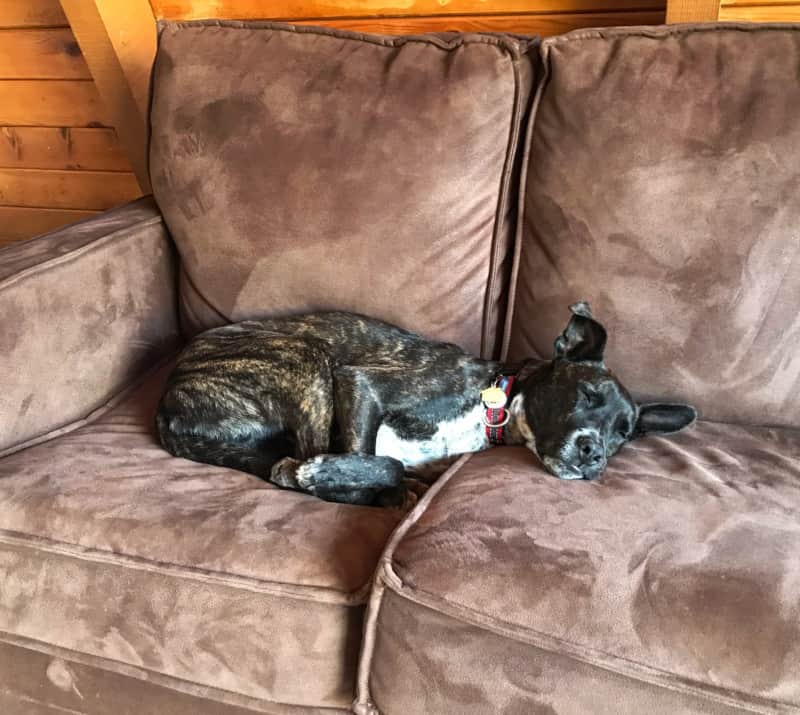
[0,639,347,715]
[0,363,401,711]
[507,24,800,427]
[150,21,537,358]
[3,19,800,715]
[0,197,181,455]
[359,423,800,714]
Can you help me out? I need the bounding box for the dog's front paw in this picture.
[270,457,302,489]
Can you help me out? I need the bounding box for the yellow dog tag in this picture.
[480,386,507,409]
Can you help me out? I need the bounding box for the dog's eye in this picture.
[579,385,603,408]
[616,419,630,438]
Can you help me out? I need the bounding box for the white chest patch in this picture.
[374,404,489,467]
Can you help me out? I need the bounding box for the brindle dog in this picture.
[156,303,696,506]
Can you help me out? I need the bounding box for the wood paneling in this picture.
[152,0,666,19]
[0,0,136,244]
[0,169,139,210]
[0,80,110,127]
[720,0,798,6]
[293,10,664,34]
[0,29,91,79]
[0,0,67,28]
[666,0,719,20]
[0,207,98,245]
[0,127,128,171]
[718,3,800,20]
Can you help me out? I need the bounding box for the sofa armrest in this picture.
[0,197,181,455]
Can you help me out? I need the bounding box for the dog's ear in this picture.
[633,403,697,439]
[553,301,607,363]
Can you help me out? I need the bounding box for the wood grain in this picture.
[0,169,140,210]
[720,0,797,6]
[0,0,68,28]
[0,206,98,244]
[151,0,666,20]
[0,28,91,79]
[293,10,664,34]
[0,80,110,127]
[0,127,129,171]
[718,4,800,19]
[665,0,720,20]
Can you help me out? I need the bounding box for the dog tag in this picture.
[480,386,507,409]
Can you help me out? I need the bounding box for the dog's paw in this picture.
[269,457,302,489]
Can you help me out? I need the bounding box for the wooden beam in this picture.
[719,4,800,21]
[152,0,666,20]
[293,11,666,35]
[59,0,156,193]
[666,0,720,22]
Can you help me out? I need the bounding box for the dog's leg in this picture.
[332,366,383,454]
[270,453,408,506]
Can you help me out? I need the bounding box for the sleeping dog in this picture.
[156,302,696,506]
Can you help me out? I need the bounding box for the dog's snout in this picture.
[576,434,604,465]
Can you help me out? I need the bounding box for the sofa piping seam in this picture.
[0,214,163,293]
[0,529,372,607]
[543,21,800,47]
[0,347,181,461]
[160,18,526,52]
[383,583,795,714]
[351,453,474,710]
[0,631,351,714]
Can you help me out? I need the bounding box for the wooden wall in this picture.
[718,0,800,21]
[0,0,141,247]
[1,0,796,247]
[150,0,667,35]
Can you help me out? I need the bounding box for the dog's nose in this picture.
[576,434,604,465]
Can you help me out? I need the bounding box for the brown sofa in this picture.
[1,19,798,715]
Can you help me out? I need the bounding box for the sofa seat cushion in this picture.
[359,421,800,714]
[150,21,537,358]
[0,363,402,711]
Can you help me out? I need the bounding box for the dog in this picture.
[155,302,697,506]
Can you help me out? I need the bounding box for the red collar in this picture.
[481,375,516,445]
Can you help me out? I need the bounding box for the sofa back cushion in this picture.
[509,24,800,427]
[150,21,536,358]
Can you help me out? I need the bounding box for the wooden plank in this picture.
[0,0,68,28]
[0,127,129,171]
[0,80,109,126]
[666,0,720,21]
[0,206,99,244]
[294,10,665,34]
[0,29,91,79]
[151,0,667,20]
[721,0,798,6]
[60,0,155,193]
[0,169,140,210]
[718,3,800,18]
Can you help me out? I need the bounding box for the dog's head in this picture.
[509,302,697,480]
